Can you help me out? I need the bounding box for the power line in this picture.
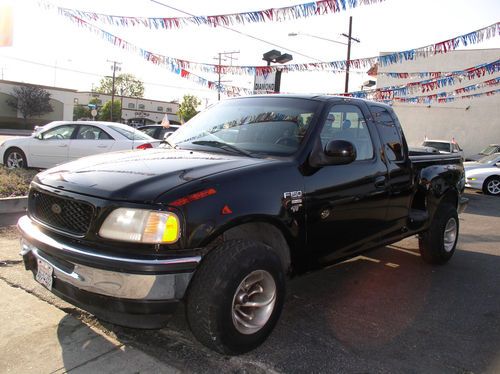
[0,54,213,93]
[149,0,323,62]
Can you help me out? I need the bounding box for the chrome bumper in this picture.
[18,215,199,301]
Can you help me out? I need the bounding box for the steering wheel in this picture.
[275,136,299,147]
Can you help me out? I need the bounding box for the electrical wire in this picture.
[149,0,324,62]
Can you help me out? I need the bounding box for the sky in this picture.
[0,0,499,106]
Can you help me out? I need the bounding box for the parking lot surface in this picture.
[0,190,499,373]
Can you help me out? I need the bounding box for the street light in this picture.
[261,50,293,93]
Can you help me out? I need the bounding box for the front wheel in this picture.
[4,148,27,169]
[419,204,459,265]
[186,240,285,355]
[483,176,500,196]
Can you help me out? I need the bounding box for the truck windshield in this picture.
[167,97,318,157]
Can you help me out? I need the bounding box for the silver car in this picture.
[465,153,500,196]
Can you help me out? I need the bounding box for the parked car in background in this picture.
[465,144,500,161]
[422,139,463,157]
[138,124,180,140]
[465,154,500,196]
[0,121,159,169]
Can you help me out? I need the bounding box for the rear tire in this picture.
[186,240,285,355]
[482,176,500,196]
[4,147,28,169]
[419,204,459,265]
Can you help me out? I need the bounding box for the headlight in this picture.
[467,177,477,181]
[99,208,180,244]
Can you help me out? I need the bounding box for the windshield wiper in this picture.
[191,140,254,157]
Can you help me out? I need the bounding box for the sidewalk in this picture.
[0,280,179,373]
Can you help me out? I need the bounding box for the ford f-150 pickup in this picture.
[18,95,467,354]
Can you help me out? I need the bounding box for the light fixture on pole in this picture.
[261,50,293,93]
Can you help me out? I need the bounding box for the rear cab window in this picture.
[370,105,405,162]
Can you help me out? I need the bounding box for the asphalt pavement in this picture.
[0,190,499,373]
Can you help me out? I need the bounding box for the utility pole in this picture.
[341,16,360,94]
[214,51,239,100]
[107,60,122,121]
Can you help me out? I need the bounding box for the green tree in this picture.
[177,95,201,123]
[95,73,144,98]
[98,100,121,122]
[73,97,100,120]
[6,86,53,126]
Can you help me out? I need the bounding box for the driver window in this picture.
[320,104,374,161]
[41,125,76,140]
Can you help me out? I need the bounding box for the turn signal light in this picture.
[137,143,153,149]
[170,188,217,207]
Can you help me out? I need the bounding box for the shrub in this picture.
[0,167,38,198]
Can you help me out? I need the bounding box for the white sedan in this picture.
[465,153,500,196]
[0,121,160,169]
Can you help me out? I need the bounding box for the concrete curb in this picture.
[0,196,28,214]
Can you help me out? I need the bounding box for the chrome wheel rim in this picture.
[487,179,500,195]
[443,217,457,252]
[6,152,24,168]
[231,270,276,335]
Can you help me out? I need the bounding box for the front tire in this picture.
[419,204,459,264]
[4,147,28,169]
[482,176,500,196]
[186,240,285,355]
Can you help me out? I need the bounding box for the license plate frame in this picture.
[36,258,54,291]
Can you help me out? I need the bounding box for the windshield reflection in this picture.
[167,97,318,157]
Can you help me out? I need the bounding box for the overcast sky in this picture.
[0,0,498,105]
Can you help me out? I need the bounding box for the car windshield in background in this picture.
[478,153,500,164]
[109,125,151,141]
[167,97,318,157]
[481,145,499,155]
[423,141,451,152]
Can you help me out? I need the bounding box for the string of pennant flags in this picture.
[56,5,499,77]
[347,76,500,101]
[39,1,500,102]
[349,59,500,99]
[380,88,500,105]
[379,59,500,79]
[42,0,386,30]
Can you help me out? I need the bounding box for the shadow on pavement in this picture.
[463,190,500,218]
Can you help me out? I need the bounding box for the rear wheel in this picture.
[482,176,500,196]
[419,204,459,265]
[186,240,285,355]
[4,148,27,169]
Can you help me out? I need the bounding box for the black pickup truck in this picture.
[19,95,467,354]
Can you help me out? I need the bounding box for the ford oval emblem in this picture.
[51,203,62,215]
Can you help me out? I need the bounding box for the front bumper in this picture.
[18,215,200,328]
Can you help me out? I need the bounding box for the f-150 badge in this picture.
[283,191,303,212]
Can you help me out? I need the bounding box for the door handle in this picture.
[97,145,108,148]
[58,144,68,148]
[374,176,387,189]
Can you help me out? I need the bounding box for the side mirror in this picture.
[324,140,356,165]
[495,162,500,168]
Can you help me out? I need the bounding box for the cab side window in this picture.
[370,106,405,162]
[319,104,374,161]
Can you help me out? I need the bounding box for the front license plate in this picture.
[36,258,53,291]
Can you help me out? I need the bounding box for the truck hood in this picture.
[35,148,272,201]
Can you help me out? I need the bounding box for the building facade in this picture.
[0,80,180,128]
